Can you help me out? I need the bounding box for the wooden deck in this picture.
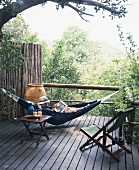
[0,115,138,170]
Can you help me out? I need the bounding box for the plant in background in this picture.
[0,34,25,71]
[98,25,139,143]
[2,14,40,43]
[117,25,139,101]
[42,39,82,101]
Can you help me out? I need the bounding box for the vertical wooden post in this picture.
[126,107,136,144]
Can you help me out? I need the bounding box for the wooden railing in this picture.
[43,83,120,104]
[43,83,120,91]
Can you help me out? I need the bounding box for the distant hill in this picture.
[98,41,126,58]
[46,39,126,60]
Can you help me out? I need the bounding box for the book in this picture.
[54,100,67,113]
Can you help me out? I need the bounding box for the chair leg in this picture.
[116,142,132,154]
[91,139,120,161]
[80,137,126,161]
[80,139,95,151]
[80,136,103,151]
[104,147,120,161]
[107,134,132,154]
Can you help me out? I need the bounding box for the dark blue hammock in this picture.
[1,88,118,125]
[18,98,101,125]
[41,100,100,125]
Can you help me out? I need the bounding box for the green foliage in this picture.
[42,27,113,102]
[2,14,50,73]
[41,40,51,70]
[1,14,44,72]
[117,25,139,101]
[0,33,25,113]
[98,25,139,143]
[62,26,104,85]
[0,34,24,71]
[117,25,139,57]
[25,33,40,43]
[2,14,40,43]
[42,26,122,105]
[2,14,29,42]
[42,40,81,100]
[43,39,80,83]
[62,26,92,63]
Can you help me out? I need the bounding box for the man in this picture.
[38,96,51,109]
[38,96,85,113]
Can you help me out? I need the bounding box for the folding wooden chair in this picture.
[80,107,135,161]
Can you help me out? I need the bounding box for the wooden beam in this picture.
[43,83,120,91]
[50,100,114,104]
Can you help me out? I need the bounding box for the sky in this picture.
[22,0,139,48]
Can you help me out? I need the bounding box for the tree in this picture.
[42,39,82,100]
[0,14,41,82]
[2,14,40,43]
[43,39,80,84]
[1,13,50,69]
[0,0,128,41]
[62,26,91,63]
[0,13,50,84]
[62,26,104,85]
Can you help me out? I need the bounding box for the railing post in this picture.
[126,107,136,144]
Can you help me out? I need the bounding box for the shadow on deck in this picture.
[0,115,138,170]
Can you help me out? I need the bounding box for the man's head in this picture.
[38,96,50,107]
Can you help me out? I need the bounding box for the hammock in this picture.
[17,90,119,125]
[41,100,100,125]
[1,88,119,125]
[18,98,101,125]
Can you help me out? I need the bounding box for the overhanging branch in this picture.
[0,0,128,41]
[66,3,94,22]
[79,0,126,15]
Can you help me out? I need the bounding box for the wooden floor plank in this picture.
[33,123,77,169]
[131,144,139,170]
[75,116,97,170]
[28,119,78,170]
[81,116,102,170]
[12,122,72,170]
[42,115,87,170]
[93,116,110,170]
[49,115,92,170]
[0,115,139,170]
[69,117,96,169]
[125,144,134,170]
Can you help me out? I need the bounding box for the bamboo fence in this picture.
[0,43,42,120]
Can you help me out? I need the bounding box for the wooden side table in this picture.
[17,115,51,147]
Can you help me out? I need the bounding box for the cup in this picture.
[38,111,42,116]
[33,111,37,116]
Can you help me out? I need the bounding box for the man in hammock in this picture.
[1,88,116,125]
[38,96,85,113]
